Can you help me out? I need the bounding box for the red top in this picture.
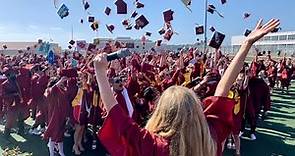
[98,96,234,156]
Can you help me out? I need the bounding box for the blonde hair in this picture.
[145,86,216,156]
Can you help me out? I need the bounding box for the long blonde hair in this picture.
[145,86,216,156]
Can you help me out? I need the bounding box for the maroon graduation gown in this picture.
[98,96,234,156]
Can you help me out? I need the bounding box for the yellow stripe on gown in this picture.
[228,90,240,115]
[72,88,83,107]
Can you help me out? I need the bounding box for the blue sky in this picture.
[0,0,294,48]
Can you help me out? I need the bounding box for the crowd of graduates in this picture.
[0,19,292,156]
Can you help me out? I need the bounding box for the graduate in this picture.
[93,18,279,156]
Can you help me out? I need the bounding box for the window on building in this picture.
[288,35,295,40]
[271,36,278,41]
[278,35,287,40]
[263,36,271,41]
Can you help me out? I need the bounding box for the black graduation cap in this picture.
[277,50,281,56]
[221,0,226,4]
[158,28,166,35]
[2,44,7,49]
[272,27,281,33]
[156,40,162,46]
[209,26,215,32]
[207,5,215,14]
[69,40,75,45]
[208,31,225,49]
[91,21,99,31]
[126,25,133,30]
[244,13,251,19]
[122,19,129,26]
[88,43,96,51]
[68,45,72,49]
[195,25,204,35]
[164,30,173,41]
[131,11,138,18]
[80,19,84,24]
[146,32,152,36]
[84,1,90,10]
[88,16,95,22]
[105,7,111,16]
[136,1,144,8]
[115,0,127,14]
[163,9,174,23]
[106,24,115,33]
[134,15,149,30]
[244,29,252,37]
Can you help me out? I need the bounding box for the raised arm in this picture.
[214,19,280,97]
[93,53,117,113]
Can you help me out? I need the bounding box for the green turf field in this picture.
[0,85,294,156]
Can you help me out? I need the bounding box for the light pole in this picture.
[203,0,208,53]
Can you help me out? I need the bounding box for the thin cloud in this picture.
[28,25,39,29]
[50,27,63,31]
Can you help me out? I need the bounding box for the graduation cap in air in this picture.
[181,0,192,11]
[163,9,174,23]
[88,43,96,51]
[195,25,204,35]
[105,7,111,16]
[164,30,173,41]
[158,28,166,35]
[88,16,95,22]
[277,50,281,56]
[244,29,252,37]
[136,1,144,8]
[272,27,281,33]
[115,0,127,14]
[220,0,226,4]
[84,1,90,10]
[207,5,215,14]
[155,40,162,47]
[68,45,72,49]
[80,19,84,24]
[244,13,251,19]
[131,11,138,18]
[134,15,149,30]
[208,31,225,49]
[126,25,133,30]
[69,40,75,45]
[209,26,215,32]
[146,32,152,37]
[122,19,129,26]
[57,4,69,19]
[2,44,7,49]
[106,24,115,33]
[90,21,99,31]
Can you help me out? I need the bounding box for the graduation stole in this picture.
[92,90,99,107]
[228,90,240,115]
[72,88,83,107]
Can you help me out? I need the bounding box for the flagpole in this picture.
[204,0,208,53]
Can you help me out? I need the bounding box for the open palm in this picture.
[246,19,280,44]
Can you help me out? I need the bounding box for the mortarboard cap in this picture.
[221,0,226,4]
[57,4,69,19]
[195,25,204,35]
[136,1,144,8]
[209,26,215,32]
[158,28,166,35]
[163,9,174,23]
[272,27,281,33]
[69,40,75,45]
[164,30,173,41]
[106,24,115,33]
[131,11,138,18]
[134,15,149,30]
[90,21,99,31]
[244,13,251,19]
[3,44,7,49]
[80,19,84,24]
[126,25,133,30]
[84,1,90,10]
[244,29,252,37]
[115,0,127,14]
[156,40,162,46]
[208,31,225,49]
[122,19,129,26]
[88,16,95,22]
[207,5,215,14]
[105,7,111,16]
[146,32,152,37]
[68,45,72,49]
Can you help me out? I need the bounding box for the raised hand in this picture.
[93,53,108,73]
[246,19,280,44]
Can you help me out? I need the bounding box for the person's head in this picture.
[111,77,123,92]
[145,86,216,156]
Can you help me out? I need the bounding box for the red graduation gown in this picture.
[43,85,70,142]
[98,96,234,156]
